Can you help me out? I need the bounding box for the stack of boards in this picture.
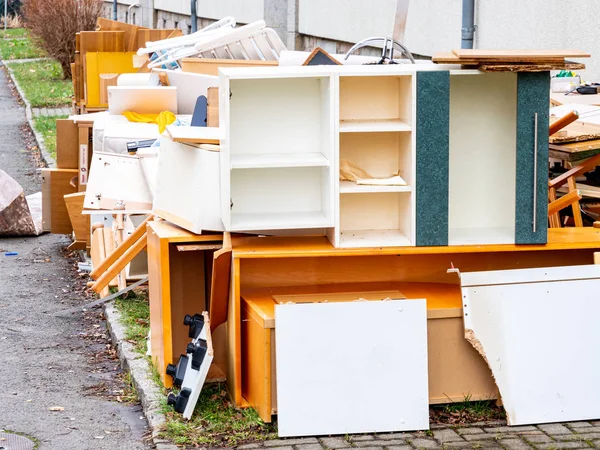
[432,49,589,72]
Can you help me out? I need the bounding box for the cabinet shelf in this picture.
[230,152,329,169]
[339,229,411,248]
[339,119,412,133]
[340,181,412,194]
[231,211,330,231]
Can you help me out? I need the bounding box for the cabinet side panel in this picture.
[416,71,449,246]
[516,72,549,244]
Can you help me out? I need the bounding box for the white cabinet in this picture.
[219,67,336,232]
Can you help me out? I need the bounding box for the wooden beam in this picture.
[548,189,582,217]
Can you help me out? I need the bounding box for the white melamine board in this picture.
[340,132,412,183]
[229,167,332,230]
[340,118,412,133]
[448,72,517,245]
[448,227,514,246]
[152,70,219,115]
[230,152,329,169]
[228,77,332,157]
[108,86,178,115]
[154,138,223,233]
[339,192,412,245]
[340,181,411,194]
[231,211,330,231]
[275,300,429,437]
[340,75,412,122]
[137,148,158,198]
[461,264,600,425]
[83,152,153,211]
[339,229,411,248]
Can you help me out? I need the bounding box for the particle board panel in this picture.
[56,119,79,169]
[549,121,600,144]
[64,192,90,245]
[180,58,277,76]
[136,29,182,50]
[79,31,124,54]
[452,49,590,60]
[275,300,429,436]
[97,17,146,52]
[85,52,138,108]
[41,169,78,235]
[461,264,600,425]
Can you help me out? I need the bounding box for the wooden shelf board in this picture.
[230,152,329,169]
[339,118,412,133]
[231,211,330,231]
[339,229,411,248]
[340,181,411,194]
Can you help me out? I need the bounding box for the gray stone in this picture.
[346,447,383,450]
[485,426,537,433]
[468,443,503,449]
[463,434,498,441]
[296,444,326,450]
[593,441,600,448]
[376,433,414,440]
[553,435,584,442]
[590,421,600,427]
[355,441,394,448]
[537,424,572,435]
[351,435,377,442]
[237,445,261,449]
[566,422,592,429]
[537,443,585,449]
[522,435,553,444]
[573,431,600,439]
[497,440,532,450]
[433,429,464,443]
[319,437,351,449]
[265,439,319,447]
[385,447,412,450]
[155,445,179,450]
[263,447,294,450]
[410,437,441,449]
[458,428,485,435]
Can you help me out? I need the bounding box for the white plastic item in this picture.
[154,137,223,234]
[117,73,156,87]
[137,147,159,198]
[275,300,429,437]
[461,264,600,425]
[101,121,160,154]
[108,86,178,115]
[151,70,218,115]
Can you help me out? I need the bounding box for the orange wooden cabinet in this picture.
[240,283,498,423]
[147,220,225,387]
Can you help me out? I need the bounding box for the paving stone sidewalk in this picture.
[31,106,71,117]
[211,422,600,450]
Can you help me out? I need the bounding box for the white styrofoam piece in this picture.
[84,152,153,211]
[154,138,224,233]
[108,86,178,115]
[275,300,429,437]
[461,264,600,425]
[152,69,219,115]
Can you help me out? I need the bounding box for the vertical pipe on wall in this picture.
[461,0,475,49]
[190,0,198,33]
[112,0,118,21]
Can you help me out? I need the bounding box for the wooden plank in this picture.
[56,119,79,169]
[92,232,147,293]
[550,121,600,144]
[210,232,232,332]
[41,168,78,235]
[99,73,119,105]
[181,58,277,76]
[207,87,219,127]
[136,29,181,50]
[452,49,590,60]
[90,215,153,279]
[96,17,146,52]
[478,62,586,72]
[79,31,124,54]
[165,125,222,144]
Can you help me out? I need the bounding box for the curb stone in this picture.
[2,58,62,168]
[104,302,168,447]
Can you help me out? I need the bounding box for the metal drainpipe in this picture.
[112,0,117,21]
[191,0,198,33]
[461,0,475,49]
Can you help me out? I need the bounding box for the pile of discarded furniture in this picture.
[42,17,600,437]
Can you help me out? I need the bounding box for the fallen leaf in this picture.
[49,406,65,411]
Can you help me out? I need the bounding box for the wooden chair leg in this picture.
[567,177,584,227]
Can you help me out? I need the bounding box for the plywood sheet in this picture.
[452,49,590,60]
[97,17,146,52]
[461,264,600,425]
[275,300,429,437]
[79,31,124,54]
[180,58,277,76]
[64,192,90,244]
[549,120,600,144]
[41,169,78,235]
[56,119,79,169]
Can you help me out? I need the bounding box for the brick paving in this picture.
[202,422,600,450]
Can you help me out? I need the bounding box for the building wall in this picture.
[103,0,597,78]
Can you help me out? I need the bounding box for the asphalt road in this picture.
[0,65,151,450]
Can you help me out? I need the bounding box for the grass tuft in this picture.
[160,383,277,447]
[430,394,505,425]
[32,115,67,159]
[7,59,72,107]
[0,29,46,60]
[113,290,150,356]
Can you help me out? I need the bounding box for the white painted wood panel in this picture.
[152,70,218,115]
[275,300,429,437]
[448,72,517,245]
[461,264,600,425]
[108,86,178,115]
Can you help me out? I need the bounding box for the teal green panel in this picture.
[515,72,549,244]
[416,71,449,246]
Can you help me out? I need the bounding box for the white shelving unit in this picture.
[334,73,416,248]
[220,67,336,232]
